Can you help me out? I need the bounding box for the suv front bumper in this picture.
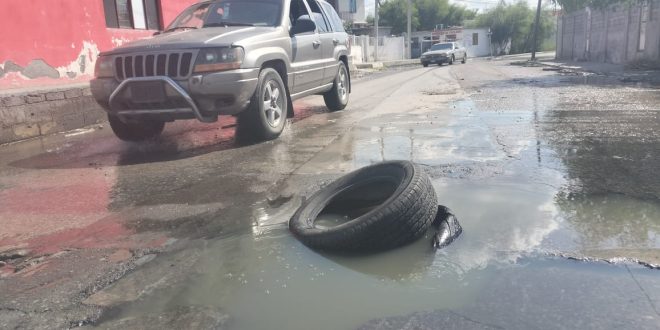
[90,68,259,122]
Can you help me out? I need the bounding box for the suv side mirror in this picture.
[292,18,316,35]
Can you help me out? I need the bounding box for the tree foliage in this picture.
[468,1,555,54]
[378,0,476,35]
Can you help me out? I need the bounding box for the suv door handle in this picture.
[312,40,321,48]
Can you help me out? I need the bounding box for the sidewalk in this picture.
[0,82,105,145]
[353,59,419,69]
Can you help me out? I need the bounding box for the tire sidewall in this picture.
[290,161,415,236]
[254,68,287,136]
[108,115,164,141]
[335,62,349,107]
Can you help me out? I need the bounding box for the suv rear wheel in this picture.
[237,68,287,141]
[323,61,349,111]
[108,115,165,142]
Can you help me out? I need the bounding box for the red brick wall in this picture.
[0,0,197,90]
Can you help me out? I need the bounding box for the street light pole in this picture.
[406,0,411,59]
[531,0,542,61]
[374,0,379,62]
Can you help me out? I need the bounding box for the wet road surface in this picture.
[1,58,660,329]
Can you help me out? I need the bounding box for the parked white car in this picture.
[420,42,467,67]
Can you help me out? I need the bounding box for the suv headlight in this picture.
[194,47,244,73]
[94,56,114,78]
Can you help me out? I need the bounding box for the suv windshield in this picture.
[430,43,453,51]
[167,0,282,30]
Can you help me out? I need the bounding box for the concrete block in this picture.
[0,126,15,144]
[24,103,53,124]
[83,108,106,126]
[64,89,83,99]
[46,91,65,101]
[12,123,40,140]
[82,88,93,96]
[26,94,45,104]
[0,107,27,126]
[2,96,26,107]
[38,121,59,135]
[52,112,86,132]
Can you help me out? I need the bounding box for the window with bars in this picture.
[103,0,161,30]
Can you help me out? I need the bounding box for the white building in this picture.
[327,0,366,24]
[462,28,492,57]
[411,27,492,58]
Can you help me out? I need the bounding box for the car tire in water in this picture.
[289,161,438,252]
[449,55,454,65]
[422,62,429,67]
[323,61,350,111]
[237,67,287,141]
[462,55,467,64]
[108,115,165,142]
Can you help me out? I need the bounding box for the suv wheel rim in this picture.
[263,80,283,127]
[338,68,348,102]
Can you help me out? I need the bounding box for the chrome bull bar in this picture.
[108,76,216,123]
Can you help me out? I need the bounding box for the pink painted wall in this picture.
[0,0,197,90]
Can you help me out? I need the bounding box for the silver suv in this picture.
[91,0,350,141]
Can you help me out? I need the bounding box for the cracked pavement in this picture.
[1,57,660,329]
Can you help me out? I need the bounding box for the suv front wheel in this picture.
[237,68,287,141]
[323,61,349,111]
[108,115,165,142]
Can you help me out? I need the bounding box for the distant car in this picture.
[420,42,467,67]
[91,0,350,142]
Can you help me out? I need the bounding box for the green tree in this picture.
[378,0,476,35]
[379,0,420,34]
[469,1,554,54]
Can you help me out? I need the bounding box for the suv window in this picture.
[306,0,330,33]
[319,1,344,32]
[289,0,312,30]
[168,0,281,29]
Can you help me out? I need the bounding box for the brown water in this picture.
[96,73,660,329]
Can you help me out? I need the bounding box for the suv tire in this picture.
[237,68,287,141]
[323,61,349,111]
[289,161,437,252]
[449,55,454,65]
[108,115,165,142]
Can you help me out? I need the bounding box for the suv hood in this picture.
[102,26,277,55]
[423,50,450,56]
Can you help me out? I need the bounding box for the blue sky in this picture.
[364,0,546,19]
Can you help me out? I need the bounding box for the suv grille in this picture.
[114,52,195,80]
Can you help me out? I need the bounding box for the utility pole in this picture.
[531,0,542,60]
[406,0,412,59]
[488,28,493,58]
[375,0,379,62]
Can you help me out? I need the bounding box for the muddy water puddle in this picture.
[98,72,660,329]
[99,228,660,329]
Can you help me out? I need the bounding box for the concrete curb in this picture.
[354,59,419,69]
[0,83,105,144]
